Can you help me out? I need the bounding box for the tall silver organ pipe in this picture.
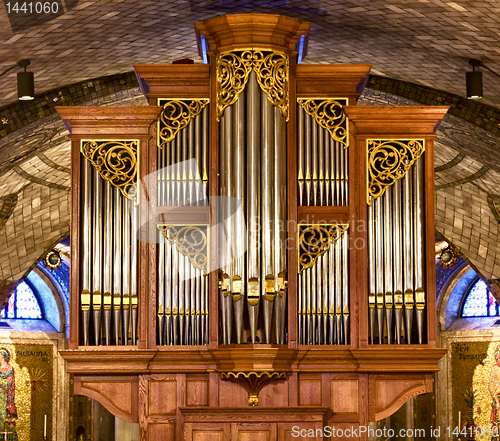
[130,202,138,345]
[219,71,287,345]
[92,165,103,345]
[157,105,209,207]
[247,70,261,344]
[80,149,138,346]
[113,186,122,344]
[157,226,209,346]
[156,100,210,346]
[297,101,349,206]
[298,226,349,345]
[81,159,92,346]
[103,180,113,346]
[368,154,425,345]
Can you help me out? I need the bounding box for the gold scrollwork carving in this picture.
[218,371,289,406]
[298,224,349,274]
[157,99,209,148]
[367,139,425,205]
[158,225,208,272]
[216,50,289,121]
[297,98,348,147]
[81,140,138,201]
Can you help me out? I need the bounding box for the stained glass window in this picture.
[462,279,499,318]
[1,281,43,319]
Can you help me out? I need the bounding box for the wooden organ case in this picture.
[57,13,448,441]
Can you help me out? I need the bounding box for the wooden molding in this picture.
[345,106,449,136]
[296,64,372,101]
[209,345,298,372]
[61,347,446,374]
[351,348,447,372]
[56,106,162,137]
[194,13,310,56]
[133,64,210,102]
[60,349,156,373]
[179,407,330,423]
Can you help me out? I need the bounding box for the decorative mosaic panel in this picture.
[0,344,53,441]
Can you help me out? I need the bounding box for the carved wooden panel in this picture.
[149,423,175,440]
[218,380,248,407]
[187,377,209,407]
[332,423,360,440]
[185,423,230,441]
[278,422,323,441]
[149,380,177,415]
[258,381,289,407]
[331,380,358,414]
[298,378,322,406]
[231,423,276,441]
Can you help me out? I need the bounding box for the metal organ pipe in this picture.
[103,180,113,346]
[81,145,139,347]
[261,88,275,345]
[216,71,288,345]
[368,148,426,345]
[113,186,122,345]
[414,158,425,343]
[233,90,245,345]
[247,70,261,344]
[156,104,209,346]
[92,165,103,345]
[296,104,350,346]
[81,158,92,346]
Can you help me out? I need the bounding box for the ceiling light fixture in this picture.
[466,59,483,100]
[17,59,34,101]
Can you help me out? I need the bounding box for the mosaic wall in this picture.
[451,341,489,440]
[0,343,53,441]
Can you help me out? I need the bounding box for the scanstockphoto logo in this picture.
[130,159,248,281]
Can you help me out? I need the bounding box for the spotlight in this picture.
[17,59,34,101]
[466,59,483,100]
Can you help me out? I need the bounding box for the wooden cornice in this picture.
[60,349,156,374]
[209,345,298,372]
[60,347,446,375]
[56,106,161,138]
[345,106,450,136]
[296,64,372,101]
[194,13,310,56]
[133,64,210,102]
[351,348,448,372]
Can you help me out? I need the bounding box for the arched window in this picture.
[1,280,43,319]
[461,279,499,318]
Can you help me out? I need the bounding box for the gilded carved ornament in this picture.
[157,99,209,148]
[81,140,138,202]
[158,225,208,272]
[367,139,425,206]
[216,49,289,121]
[218,371,289,406]
[297,98,349,147]
[298,224,349,274]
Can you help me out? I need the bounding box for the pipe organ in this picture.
[58,13,448,441]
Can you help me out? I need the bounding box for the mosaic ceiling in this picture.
[0,0,500,301]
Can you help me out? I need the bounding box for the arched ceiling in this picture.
[0,1,500,300]
[1,0,500,108]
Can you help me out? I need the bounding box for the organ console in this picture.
[58,13,448,440]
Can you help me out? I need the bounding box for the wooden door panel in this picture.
[232,423,276,441]
[184,423,230,441]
